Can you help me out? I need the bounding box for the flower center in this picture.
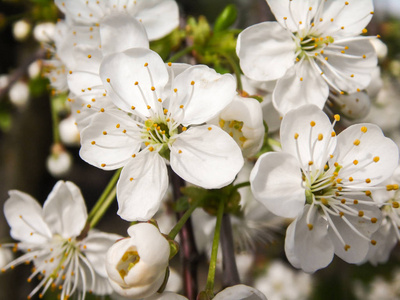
[296,34,334,60]
[219,119,247,147]
[117,250,140,280]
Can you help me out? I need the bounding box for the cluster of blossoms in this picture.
[2,0,400,299]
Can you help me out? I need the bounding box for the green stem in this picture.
[220,53,242,92]
[88,169,121,221]
[168,198,201,240]
[50,96,61,144]
[232,181,250,192]
[268,137,281,148]
[168,45,195,62]
[89,186,117,229]
[205,198,225,294]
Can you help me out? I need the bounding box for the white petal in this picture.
[145,292,188,300]
[320,40,377,93]
[213,284,267,300]
[273,60,329,115]
[68,71,104,97]
[334,123,399,186]
[237,22,296,81]
[320,0,374,37]
[82,230,122,278]
[366,222,397,266]
[4,191,52,243]
[170,125,244,189]
[134,0,179,41]
[100,48,168,117]
[172,65,236,125]
[280,105,336,171]
[250,152,305,218]
[80,110,141,170]
[54,0,104,24]
[286,205,334,273]
[43,181,87,238]
[329,90,370,120]
[100,14,149,57]
[267,0,320,32]
[117,152,168,221]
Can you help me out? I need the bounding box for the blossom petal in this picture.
[334,123,399,186]
[285,205,334,273]
[145,292,188,300]
[213,284,267,300]
[250,152,305,218]
[170,125,244,189]
[117,152,168,221]
[320,0,374,37]
[366,222,398,266]
[100,14,149,57]
[4,191,52,243]
[133,0,179,40]
[280,105,337,171]
[172,65,236,125]
[237,22,296,81]
[267,0,320,32]
[320,40,377,93]
[42,181,87,238]
[273,60,329,115]
[82,230,122,278]
[100,48,169,117]
[80,110,141,170]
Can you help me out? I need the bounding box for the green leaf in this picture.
[214,4,238,33]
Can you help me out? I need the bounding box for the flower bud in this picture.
[13,20,31,41]
[106,223,170,299]
[9,81,29,108]
[33,22,55,43]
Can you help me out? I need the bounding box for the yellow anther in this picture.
[163,109,168,114]
[132,154,136,158]
[116,124,120,128]
[350,74,354,78]
[370,11,374,14]
[101,163,106,167]
[309,6,312,11]
[353,139,360,146]
[334,114,340,121]
[147,105,151,109]
[168,62,172,66]
[158,98,162,102]
[371,240,377,245]
[358,211,364,217]
[318,133,323,141]
[361,126,367,133]
[344,244,350,251]
[394,184,399,190]
[149,146,154,152]
[362,55,366,59]
[294,133,299,139]
[325,57,329,61]
[373,156,380,162]
[353,199,359,204]
[88,54,92,58]
[331,132,336,137]
[134,81,138,85]
[91,141,95,145]
[296,57,300,62]
[208,127,212,131]
[365,190,371,196]
[349,177,353,182]
[131,106,135,110]
[365,178,371,184]
[321,198,329,205]
[392,201,399,208]
[283,17,287,20]
[341,199,346,204]
[336,178,342,183]
[339,211,344,217]
[103,131,107,135]
[130,178,133,181]
[107,78,110,83]
[76,110,81,114]
[371,217,377,223]
[353,160,358,165]
[307,224,313,231]
[191,81,195,85]
[308,161,314,166]
[180,105,184,109]
[341,26,344,30]
[310,121,316,127]
[87,104,91,108]
[182,127,187,131]
[362,28,367,34]
[174,88,178,93]
[144,62,148,67]
[300,77,303,81]
[345,1,349,5]
[178,150,182,154]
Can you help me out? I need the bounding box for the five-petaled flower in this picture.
[79,48,244,221]
[237,0,377,115]
[250,105,399,272]
[1,181,121,300]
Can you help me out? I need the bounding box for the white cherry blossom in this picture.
[237,0,378,115]
[79,48,243,221]
[1,181,121,300]
[250,105,399,272]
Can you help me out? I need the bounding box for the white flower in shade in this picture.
[237,0,377,115]
[327,89,371,120]
[254,260,313,300]
[212,95,265,157]
[106,223,170,299]
[9,81,29,108]
[1,181,121,300]
[59,115,81,146]
[354,270,400,300]
[13,20,31,41]
[79,48,243,221]
[46,148,73,178]
[250,104,399,272]
[55,0,179,41]
[365,165,400,265]
[33,22,56,43]
[213,284,267,300]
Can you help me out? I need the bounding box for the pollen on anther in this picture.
[310,121,316,127]
[168,62,172,66]
[345,1,349,5]
[300,77,303,81]
[341,199,346,204]
[294,133,299,139]
[353,199,359,204]
[371,217,377,223]
[132,154,136,158]
[344,244,351,251]
[149,146,154,152]
[91,141,95,145]
[151,86,155,91]
[208,127,212,131]
[365,178,371,184]
[318,133,323,141]
[358,211,364,217]
[362,28,368,34]
[307,224,313,231]
[371,240,377,245]
[392,201,399,208]
[353,139,360,146]
[365,190,371,196]
[178,150,182,154]
[191,81,195,85]
[134,81,138,85]
[87,104,91,108]
[101,163,106,167]
[88,54,92,59]
[130,178,133,181]
[353,160,358,165]
[373,156,380,162]
[103,131,107,135]
[180,105,184,109]
[182,127,187,131]
[361,126,367,133]
[144,63,148,67]
[158,98,162,103]
[147,105,151,109]
[331,132,336,137]
[106,78,110,83]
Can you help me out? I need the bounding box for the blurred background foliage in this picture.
[0,0,400,299]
